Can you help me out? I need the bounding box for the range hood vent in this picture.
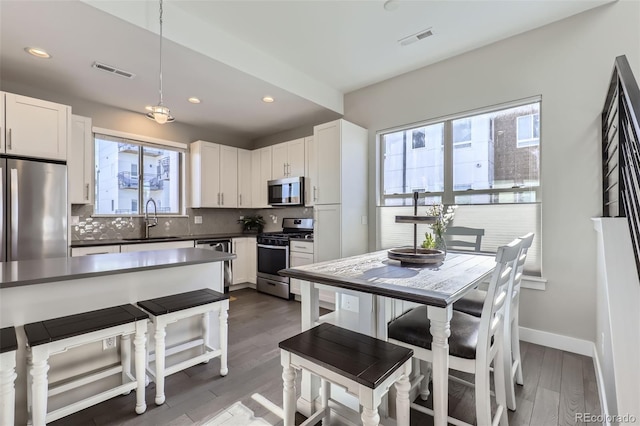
[399,28,434,46]
[92,61,136,79]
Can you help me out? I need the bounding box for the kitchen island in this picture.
[0,248,234,424]
[279,250,496,426]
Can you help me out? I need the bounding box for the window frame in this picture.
[92,127,188,217]
[377,96,542,207]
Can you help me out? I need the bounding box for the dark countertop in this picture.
[279,250,496,308]
[70,233,258,248]
[0,248,236,289]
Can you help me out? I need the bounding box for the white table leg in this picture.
[121,334,132,395]
[361,406,380,426]
[134,321,147,414]
[219,307,228,376]
[0,351,17,426]
[29,351,49,426]
[298,282,320,416]
[154,321,166,405]
[427,305,452,426]
[202,312,210,363]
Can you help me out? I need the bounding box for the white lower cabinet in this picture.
[120,241,194,252]
[70,245,120,256]
[290,240,334,305]
[232,237,256,285]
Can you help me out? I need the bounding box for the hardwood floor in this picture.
[52,289,601,426]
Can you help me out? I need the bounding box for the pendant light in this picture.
[146,0,174,124]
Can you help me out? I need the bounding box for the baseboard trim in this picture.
[519,326,593,356]
[589,343,611,426]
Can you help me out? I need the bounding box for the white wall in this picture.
[344,1,640,341]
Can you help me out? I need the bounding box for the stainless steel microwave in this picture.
[268,177,305,206]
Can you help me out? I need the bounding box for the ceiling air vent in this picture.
[399,28,434,47]
[91,61,136,79]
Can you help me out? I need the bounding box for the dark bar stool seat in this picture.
[137,288,229,405]
[279,323,413,426]
[24,305,149,426]
[1,326,18,425]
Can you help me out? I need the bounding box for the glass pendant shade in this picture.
[146,104,174,124]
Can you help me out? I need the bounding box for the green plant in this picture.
[421,233,435,249]
[422,204,457,248]
[237,215,265,233]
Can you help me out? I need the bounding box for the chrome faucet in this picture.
[144,198,158,238]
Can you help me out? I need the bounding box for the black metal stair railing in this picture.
[602,55,640,276]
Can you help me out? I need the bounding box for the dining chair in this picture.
[453,232,534,411]
[444,226,485,252]
[388,238,522,426]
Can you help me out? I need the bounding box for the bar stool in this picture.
[279,323,413,426]
[24,305,149,426]
[137,288,229,405]
[1,326,18,426]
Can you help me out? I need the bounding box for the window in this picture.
[516,113,540,147]
[94,133,184,215]
[378,98,542,275]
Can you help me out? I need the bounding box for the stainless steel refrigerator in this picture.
[1,157,67,261]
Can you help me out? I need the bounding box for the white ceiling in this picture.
[0,0,611,141]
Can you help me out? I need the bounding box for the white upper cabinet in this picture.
[313,121,342,205]
[271,138,305,179]
[4,93,69,161]
[237,148,252,208]
[251,146,272,208]
[191,140,238,208]
[68,115,93,204]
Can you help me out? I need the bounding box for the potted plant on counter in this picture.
[238,214,266,234]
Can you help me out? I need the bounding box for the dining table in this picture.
[279,249,497,426]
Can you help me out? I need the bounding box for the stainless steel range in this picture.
[256,218,313,299]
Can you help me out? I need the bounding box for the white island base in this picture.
[0,250,227,425]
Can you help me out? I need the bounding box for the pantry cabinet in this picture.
[69,115,93,204]
[3,92,69,161]
[304,136,316,207]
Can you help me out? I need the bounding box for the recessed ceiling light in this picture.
[25,47,51,59]
[262,96,275,103]
[383,0,400,12]
[145,105,154,111]
[188,97,201,104]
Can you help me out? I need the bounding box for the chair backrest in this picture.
[476,238,522,361]
[507,233,534,318]
[444,226,485,252]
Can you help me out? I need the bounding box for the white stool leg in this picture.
[201,312,210,363]
[282,362,297,426]
[0,351,17,426]
[320,378,330,424]
[29,353,49,426]
[395,370,411,426]
[134,322,147,414]
[219,308,228,376]
[361,406,380,426]
[121,334,132,395]
[154,321,166,405]
[419,360,431,400]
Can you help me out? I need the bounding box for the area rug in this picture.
[200,401,272,426]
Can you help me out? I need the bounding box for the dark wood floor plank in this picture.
[50,289,602,426]
[559,352,586,426]
[530,387,560,426]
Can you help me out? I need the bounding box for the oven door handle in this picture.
[257,244,288,250]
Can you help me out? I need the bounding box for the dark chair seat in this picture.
[24,305,149,347]
[279,323,413,389]
[452,288,486,317]
[388,305,480,360]
[1,326,18,353]
[138,288,228,316]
